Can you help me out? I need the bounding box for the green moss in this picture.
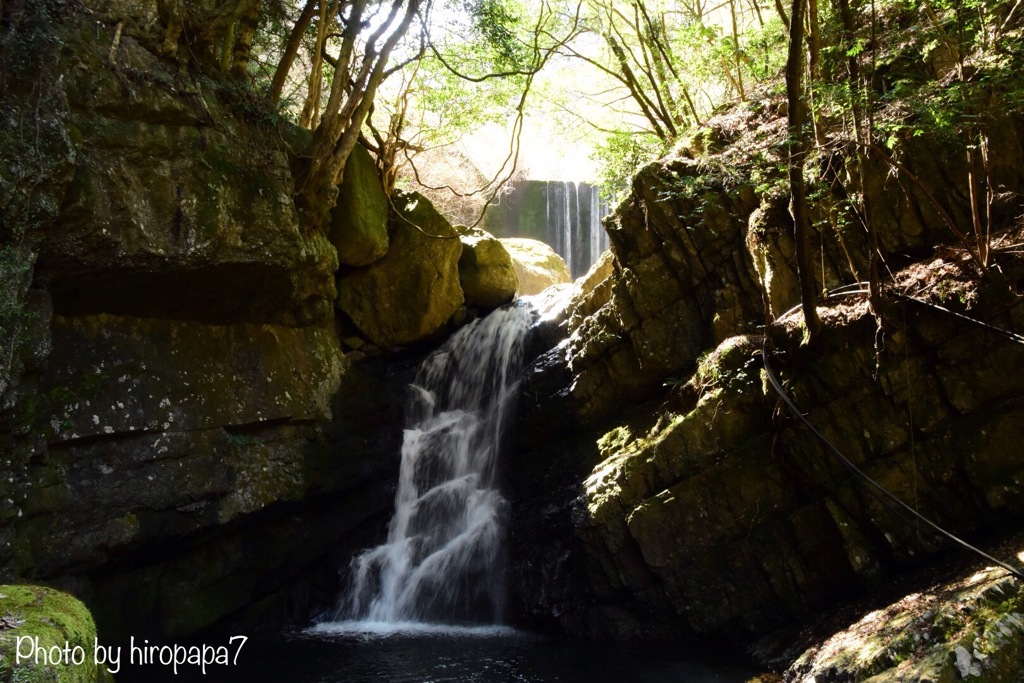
[691,335,760,397]
[0,585,113,683]
[330,143,389,267]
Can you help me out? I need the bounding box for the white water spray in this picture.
[342,303,534,626]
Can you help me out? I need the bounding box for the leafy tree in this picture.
[361,0,584,226]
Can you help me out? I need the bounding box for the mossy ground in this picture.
[0,585,113,683]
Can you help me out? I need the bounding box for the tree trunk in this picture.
[775,0,791,36]
[834,0,881,307]
[269,0,318,105]
[229,0,263,78]
[300,0,334,128]
[807,0,820,81]
[786,0,821,342]
[730,0,745,100]
[296,0,419,233]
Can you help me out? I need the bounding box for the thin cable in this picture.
[777,281,1024,348]
[894,293,1024,346]
[762,345,1024,581]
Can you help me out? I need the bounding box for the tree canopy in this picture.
[96,0,1023,230]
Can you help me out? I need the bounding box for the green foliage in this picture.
[592,130,666,202]
[458,0,529,69]
[808,0,1024,153]
[411,49,526,138]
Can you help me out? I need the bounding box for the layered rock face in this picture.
[508,97,1024,646]
[0,1,429,642]
[0,1,531,642]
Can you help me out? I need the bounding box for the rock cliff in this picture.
[508,89,1024,663]
[0,0,510,643]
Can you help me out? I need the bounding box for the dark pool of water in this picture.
[115,622,757,683]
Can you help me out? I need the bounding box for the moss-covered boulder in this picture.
[458,228,519,311]
[337,192,464,347]
[499,238,571,296]
[330,143,390,267]
[788,561,1024,683]
[0,585,113,683]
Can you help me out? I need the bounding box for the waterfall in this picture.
[543,180,607,278]
[484,179,610,278]
[343,302,534,626]
[589,186,609,268]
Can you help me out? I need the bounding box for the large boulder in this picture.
[0,585,113,683]
[337,192,464,347]
[330,143,390,267]
[500,238,571,296]
[458,228,519,311]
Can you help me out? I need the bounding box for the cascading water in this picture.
[341,302,534,626]
[485,180,611,278]
[588,185,609,269]
[543,181,607,278]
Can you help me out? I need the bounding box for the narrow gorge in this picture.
[3,1,1024,682]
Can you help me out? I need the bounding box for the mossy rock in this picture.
[499,238,571,296]
[789,566,1024,683]
[336,191,464,347]
[458,228,518,311]
[0,585,114,683]
[330,143,390,267]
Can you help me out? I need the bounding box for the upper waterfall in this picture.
[485,180,610,278]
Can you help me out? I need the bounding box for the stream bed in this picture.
[117,624,759,682]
